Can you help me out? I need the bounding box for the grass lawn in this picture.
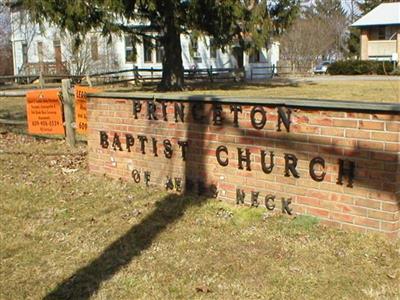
[0,132,399,299]
[0,79,399,125]
[172,79,400,103]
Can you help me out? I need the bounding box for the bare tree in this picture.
[280,17,334,72]
[61,32,119,76]
[280,0,349,71]
[8,4,41,74]
[0,2,13,76]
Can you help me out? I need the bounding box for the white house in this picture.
[352,2,400,64]
[9,3,280,79]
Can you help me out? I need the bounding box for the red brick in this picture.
[357,140,384,151]
[345,129,370,139]
[331,212,354,223]
[354,216,380,229]
[386,123,400,132]
[88,97,400,237]
[321,128,345,137]
[359,120,384,130]
[368,210,397,221]
[371,132,399,142]
[333,119,358,128]
[307,207,330,218]
[309,118,333,126]
[380,221,399,232]
[354,198,381,209]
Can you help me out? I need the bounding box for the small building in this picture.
[8,2,279,79]
[352,2,400,64]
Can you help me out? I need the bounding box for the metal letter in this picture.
[277,107,291,132]
[137,135,148,154]
[152,137,158,157]
[163,139,173,159]
[260,150,274,174]
[191,103,205,122]
[144,171,151,187]
[165,176,174,190]
[284,153,300,178]
[178,140,189,161]
[209,184,218,198]
[236,189,245,204]
[265,194,276,211]
[251,191,260,207]
[100,131,109,149]
[309,156,326,182]
[133,100,142,119]
[125,134,135,152]
[336,159,355,188]
[212,103,223,126]
[174,102,185,123]
[161,101,168,121]
[281,198,293,215]
[238,148,251,171]
[174,178,182,192]
[147,101,158,120]
[132,169,140,183]
[216,145,229,167]
[250,105,267,130]
[230,105,242,127]
[112,133,123,151]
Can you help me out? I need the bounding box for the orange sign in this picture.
[75,86,100,134]
[26,89,64,135]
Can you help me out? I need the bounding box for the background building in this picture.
[9,4,280,79]
[352,2,400,64]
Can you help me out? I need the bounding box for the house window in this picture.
[52,39,62,73]
[143,37,153,63]
[125,35,136,63]
[190,36,201,63]
[210,37,217,59]
[249,49,261,63]
[19,10,26,27]
[385,26,396,40]
[155,40,164,63]
[91,36,99,61]
[37,42,43,62]
[22,42,28,65]
[378,27,385,40]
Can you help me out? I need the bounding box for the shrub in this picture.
[390,67,400,76]
[327,60,395,75]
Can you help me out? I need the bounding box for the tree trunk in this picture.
[232,34,245,69]
[234,47,244,69]
[159,13,184,91]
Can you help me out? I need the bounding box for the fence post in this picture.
[39,72,45,88]
[134,66,139,85]
[151,67,154,81]
[86,74,93,87]
[61,79,76,147]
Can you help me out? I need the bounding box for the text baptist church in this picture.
[98,99,356,190]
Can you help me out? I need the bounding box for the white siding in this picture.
[10,8,279,77]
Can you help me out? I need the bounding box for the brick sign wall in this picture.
[87,94,400,238]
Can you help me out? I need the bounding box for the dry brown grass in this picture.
[131,78,400,103]
[1,133,399,299]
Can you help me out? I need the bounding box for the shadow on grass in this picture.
[108,78,311,93]
[44,194,208,300]
[43,94,399,299]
